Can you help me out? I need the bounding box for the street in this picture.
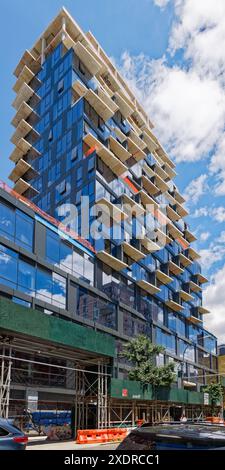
[27,438,118,451]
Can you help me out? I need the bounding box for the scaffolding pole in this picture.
[0,346,12,419]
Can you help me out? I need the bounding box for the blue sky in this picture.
[1,0,225,340]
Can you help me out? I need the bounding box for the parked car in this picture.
[0,418,28,450]
[117,422,225,450]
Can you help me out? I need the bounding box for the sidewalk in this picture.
[27,439,118,450]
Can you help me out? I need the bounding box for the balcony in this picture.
[193,273,208,285]
[14,178,39,196]
[177,253,192,267]
[141,235,161,253]
[139,189,158,210]
[167,221,183,240]
[179,290,194,302]
[187,314,203,325]
[9,143,40,164]
[171,188,185,204]
[11,102,39,128]
[12,82,40,111]
[121,194,145,217]
[127,136,146,162]
[86,89,116,121]
[9,159,38,183]
[162,163,177,180]
[174,202,189,218]
[96,250,128,271]
[13,65,35,94]
[166,298,184,312]
[185,280,202,293]
[73,41,102,76]
[83,133,127,176]
[184,228,197,243]
[185,247,200,261]
[113,92,133,118]
[109,135,131,162]
[166,260,184,276]
[95,197,128,225]
[11,119,40,146]
[195,306,210,315]
[151,163,169,181]
[97,88,119,114]
[155,228,173,246]
[14,49,40,78]
[123,241,145,262]
[142,129,158,153]
[129,129,147,151]
[142,175,159,196]
[137,279,160,295]
[156,269,173,285]
[166,205,181,222]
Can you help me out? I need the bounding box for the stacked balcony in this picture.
[10,56,41,196]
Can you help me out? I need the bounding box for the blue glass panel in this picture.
[0,244,17,288]
[18,260,35,294]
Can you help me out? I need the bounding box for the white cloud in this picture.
[192,207,210,218]
[120,53,225,164]
[212,207,225,223]
[153,0,170,8]
[192,206,225,223]
[199,231,210,242]
[209,135,225,195]
[204,264,225,342]
[216,231,225,243]
[170,0,225,82]
[184,174,208,204]
[199,244,225,271]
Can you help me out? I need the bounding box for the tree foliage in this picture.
[121,335,175,388]
[204,382,223,415]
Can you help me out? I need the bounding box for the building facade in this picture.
[0,8,218,425]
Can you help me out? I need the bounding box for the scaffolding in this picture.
[0,337,216,430]
[0,345,12,419]
[0,339,109,433]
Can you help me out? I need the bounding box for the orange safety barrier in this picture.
[76,428,129,444]
[206,417,224,424]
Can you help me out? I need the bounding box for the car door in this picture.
[0,425,13,450]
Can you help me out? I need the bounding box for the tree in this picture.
[203,383,223,416]
[121,335,175,390]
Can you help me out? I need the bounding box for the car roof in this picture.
[133,423,225,444]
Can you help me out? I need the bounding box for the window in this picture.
[123,311,135,336]
[18,259,35,294]
[0,244,17,288]
[0,202,14,240]
[168,312,186,337]
[76,285,117,329]
[178,340,195,362]
[45,229,93,285]
[57,79,64,94]
[0,202,33,251]
[48,129,53,142]
[46,231,60,264]
[52,273,66,308]
[156,327,176,354]
[76,167,83,186]
[12,297,31,308]
[36,267,66,308]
